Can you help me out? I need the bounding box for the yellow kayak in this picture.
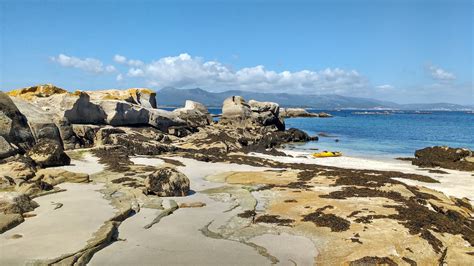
[312,151,342,158]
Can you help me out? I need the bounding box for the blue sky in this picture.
[0,0,472,104]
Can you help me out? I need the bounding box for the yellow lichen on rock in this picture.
[7,84,67,100]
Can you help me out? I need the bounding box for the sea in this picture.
[170,108,474,159]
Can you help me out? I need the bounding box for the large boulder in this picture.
[72,124,101,148]
[149,109,186,132]
[0,92,35,151]
[144,167,190,197]
[27,139,70,167]
[32,168,89,186]
[248,100,285,130]
[0,192,38,214]
[220,96,284,131]
[412,146,474,171]
[173,100,212,128]
[0,155,36,181]
[99,101,150,126]
[86,88,157,109]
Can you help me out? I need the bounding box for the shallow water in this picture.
[285,110,474,158]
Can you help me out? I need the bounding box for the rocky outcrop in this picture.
[32,168,89,186]
[27,139,71,167]
[86,88,157,109]
[0,92,35,152]
[144,167,190,197]
[173,100,212,128]
[7,84,67,100]
[220,96,284,131]
[280,108,332,118]
[412,146,474,171]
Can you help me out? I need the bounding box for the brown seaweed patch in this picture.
[302,206,350,232]
[111,177,136,184]
[402,257,417,266]
[161,157,185,166]
[349,256,397,266]
[255,215,294,226]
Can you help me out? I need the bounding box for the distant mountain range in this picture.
[157,87,473,111]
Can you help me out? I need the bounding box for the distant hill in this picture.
[157,87,473,111]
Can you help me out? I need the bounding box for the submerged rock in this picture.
[27,139,71,167]
[145,167,190,197]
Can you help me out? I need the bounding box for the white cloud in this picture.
[113,54,144,67]
[427,65,456,81]
[113,54,127,64]
[116,74,123,81]
[376,84,394,90]
[123,53,368,94]
[51,54,116,74]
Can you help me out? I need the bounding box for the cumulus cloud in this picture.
[51,54,116,74]
[116,74,123,81]
[123,53,368,94]
[114,54,144,67]
[427,65,456,81]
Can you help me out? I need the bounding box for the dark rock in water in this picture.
[27,139,70,167]
[412,146,474,171]
[145,167,190,197]
[0,92,35,152]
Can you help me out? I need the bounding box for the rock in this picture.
[72,124,101,148]
[0,92,35,151]
[55,117,80,150]
[148,108,186,132]
[99,101,150,126]
[145,167,190,197]
[32,168,89,186]
[0,192,38,214]
[221,96,252,124]
[0,155,36,180]
[0,213,24,234]
[7,84,67,99]
[15,180,54,196]
[173,100,212,127]
[317,112,333,118]
[0,136,17,159]
[280,108,319,118]
[412,146,474,171]
[86,88,157,109]
[62,92,107,124]
[248,100,285,130]
[221,96,284,130]
[27,139,71,167]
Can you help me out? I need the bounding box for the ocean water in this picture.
[165,107,474,159]
[285,110,474,158]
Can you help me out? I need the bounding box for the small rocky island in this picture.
[1,84,473,265]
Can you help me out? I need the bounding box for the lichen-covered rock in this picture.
[6,84,67,100]
[27,139,70,167]
[412,146,474,171]
[173,100,212,128]
[0,92,35,151]
[145,167,190,197]
[86,88,157,108]
[0,192,38,214]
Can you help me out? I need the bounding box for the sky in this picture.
[0,0,472,104]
